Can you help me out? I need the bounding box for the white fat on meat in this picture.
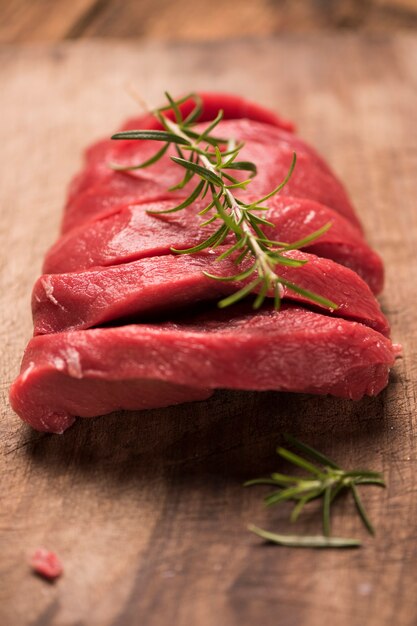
[40,276,67,311]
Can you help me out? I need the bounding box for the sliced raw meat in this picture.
[33,250,389,336]
[10,304,396,433]
[65,122,326,229]
[83,120,330,179]
[62,173,178,234]
[65,156,358,236]
[47,197,383,294]
[53,200,203,273]
[66,92,296,205]
[66,109,360,232]
[262,197,384,294]
[10,92,395,436]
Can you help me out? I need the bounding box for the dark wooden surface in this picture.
[1,35,417,626]
[1,0,417,44]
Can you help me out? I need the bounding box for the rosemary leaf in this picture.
[253,279,271,309]
[265,255,307,268]
[248,526,361,549]
[184,127,228,147]
[164,91,183,124]
[171,156,224,186]
[147,180,205,214]
[280,222,333,250]
[171,224,228,254]
[217,279,262,308]
[110,142,170,171]
[265,484,322,507]
[225,178,253,190]
[247,153,297,206]
[279,278,339,310]
[270,472,305,485]
[221,171,241,185]
[195,110,224,143]
[155,92,196,112]
[112,130,190,144]
[351,484,376,536]
[277,447,325,477]
[244,478,283,487]
[248,214,275,228]
[353,477,386,487]
[344,470,385,480]
[329,483,346,503]
[183,94,203,125]
[222,161,258,176]
[283,434,340,470]
[216,237,247,261]
[203,264,257,283]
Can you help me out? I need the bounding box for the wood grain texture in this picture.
[0,35,416,626]
[1,0,417,44]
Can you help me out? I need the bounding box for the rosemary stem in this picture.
[165,117,284,297]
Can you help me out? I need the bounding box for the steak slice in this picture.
[33,250,389,336]
[46,197,383,293]
[66,118,360,232]
[61,173,178,234]
[74,118,334,209]
[10,304,396,433]
[83,120,331,180]
[262,197,383,293]
[66,113,297,207]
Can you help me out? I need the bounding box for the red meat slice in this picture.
[63,119,323,232]
[261,197,383,294]
[66,104,295,206]
[83,120,329,178]
[46,197,383,294]
[65,118,360,232]
[62,173,177,234]
[10,304,396,433]
[66,93,295,204]
[33,250,389,336]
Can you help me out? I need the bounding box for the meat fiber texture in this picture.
[9,92,397,433]
[33,250,389,337]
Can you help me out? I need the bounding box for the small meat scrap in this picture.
[30,548,63,580]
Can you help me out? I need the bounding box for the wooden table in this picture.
[1,35,416,626]
[1,0,417,43]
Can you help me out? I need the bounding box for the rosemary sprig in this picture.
[111,92,338,311]
[245,434,385,548]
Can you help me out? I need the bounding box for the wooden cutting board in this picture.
[1,35,416,626]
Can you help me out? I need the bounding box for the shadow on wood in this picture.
[23,388,390,485]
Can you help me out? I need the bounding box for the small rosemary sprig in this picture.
[245,434,386,548]
[111,92,337,311]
